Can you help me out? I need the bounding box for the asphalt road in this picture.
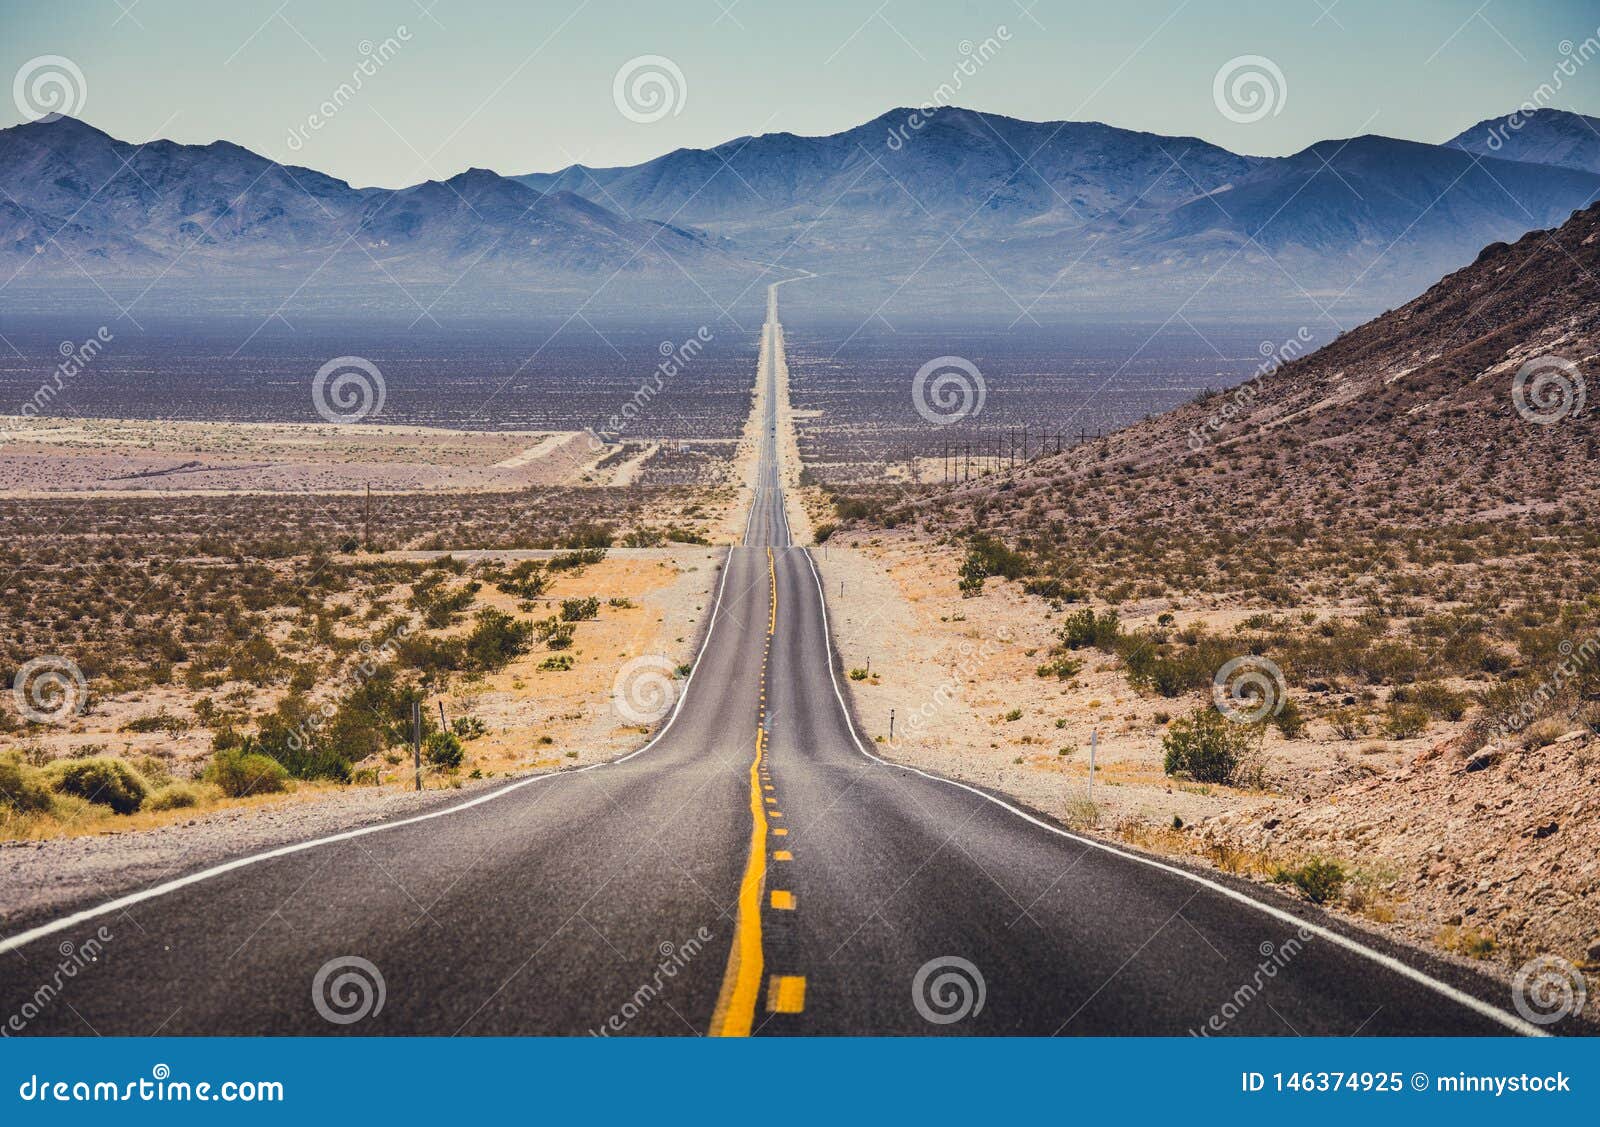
[0,284,1542,1036]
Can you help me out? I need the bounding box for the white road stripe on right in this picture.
[798,547,1545,1038]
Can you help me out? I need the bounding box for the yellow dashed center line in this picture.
[767,975,806,1014]
[770,890,796,910]
[709,546,788,1036]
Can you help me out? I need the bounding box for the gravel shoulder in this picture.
[815,529,1600,995]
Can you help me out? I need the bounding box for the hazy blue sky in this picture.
[4,0,1599,186]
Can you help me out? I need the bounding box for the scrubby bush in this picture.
[535,617,575,651]
[147,782,206,811]
[0,755,53,813]
[1057,609,1121,651]
[1161,708,1259,784]
[560,597,600,622]
[206,747,290,797]
[497,561,548,600]
[451,715,487,740]
[424,730,464,770]
[1035,655,1082,681]
[48,758,148,814]
[1273,858,1346,904]
[1271,698,1306,739]
[465,609,537,667]
[548,547,606,572]
[1380,702,1430,739]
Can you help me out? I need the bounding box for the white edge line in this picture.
[797,548,1545,1038]
[0,545,739,957]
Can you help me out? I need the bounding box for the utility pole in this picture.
[412,700,423,792]
[438,700,447,733]
[363,484,371,549]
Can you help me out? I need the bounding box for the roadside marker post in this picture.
[412,700,423,792]
[889,709,895,742]
[1088,729,1096,801]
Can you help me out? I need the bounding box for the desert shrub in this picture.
[227,635,282,687]
[1162,708,1258,784]
[1398,681,1469,722]
[1022,576,1085,601]
[539,654,575,671]
[424,731,464,769]
[147,782,206,811]
[535,617,575,651]
[1380,702,1430,739]
[1271,698,1306,739]
[1057,609,1121,651]
[48,757,148,814]
[119,710,190,734]
[561,524,614,550]
[1036,655,1082,681]
[1327,708,1368,740]
[451,715,487,740]
[206,747,290,797]
[1273,858,1346,904]
[548,547,606,571]
[958,534,1029,595]
[560,597,600,622]
[464,610,537,668]
[813,523,836,544]
[0,755,53,813]
[497,561,548,600]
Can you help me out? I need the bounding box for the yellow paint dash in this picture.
[773,850,792,861]
[766,975,806,1014]
[770,890,795,910]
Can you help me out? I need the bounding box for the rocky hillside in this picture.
[937,199,1600,534]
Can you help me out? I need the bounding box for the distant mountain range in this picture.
[3,107,1598,319]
